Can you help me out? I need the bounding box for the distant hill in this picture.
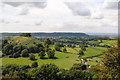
[2,32,89,37]
[6,36,42,47]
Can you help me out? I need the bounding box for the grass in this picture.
[9,36,42,47]
[99,40,117,46]
[2,36,117,68]
[2,51,80,69]
[2,46,108,68]
[83,47,107,58]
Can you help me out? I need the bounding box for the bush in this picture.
[70,63,83,70]
[29,54,35,60]
[62,47,67,52]
[34,63,59,79]
[55,46,61,51]
[20,33,31,37]
[13,52,20,58]
[28,46,40,53]
[31,62,38,68]
[2,44,13,55]
[78,50,84,55]
[38,51,46,59]
[21,49,29,57]
[47,50,55,58]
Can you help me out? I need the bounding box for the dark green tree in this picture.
[20,33,31,37]
[13,52,20,58]
[63,47,67,52]
[29,54,35,60]
[44,38,52,45]
[55,46,61,51]
[2,44,13,55]
[31,62,38,68]
[78,50,84,55]
[47,50,55,58]
[38,51,46,59]
[21,49,29,57]
[34,63,59,80]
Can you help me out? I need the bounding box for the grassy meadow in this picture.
[1,35,117,69]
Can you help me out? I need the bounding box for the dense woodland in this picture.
[1,33,119,80]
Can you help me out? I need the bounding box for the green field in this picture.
[2,51,80,69]
[2,46,108,68]
[1,36,117,69]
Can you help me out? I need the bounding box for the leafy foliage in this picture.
[21,49,29,57]
[20,33,31,37]
[31,62,38,68]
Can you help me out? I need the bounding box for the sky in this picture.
[0,0,119,33]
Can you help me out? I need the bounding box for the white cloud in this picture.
[65,2,91,16]
[103,0,119,9]
[0,0,118,33]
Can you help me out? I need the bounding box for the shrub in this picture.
[47,50,55,58]
[34,63,59,79]
[55,46,61,51]
[29,54,35,60]
[21,49,29,57]
[38,51,46,59]
[13,52,20,58]
[62,47,67,52]
[78,50,84,55]
[31,62,38,68]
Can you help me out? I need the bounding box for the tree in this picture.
[38,51,46,59]
[28,46,40,53]
[29,54,35,60]
[36,43,43,48]
[44,38,52,45]
[2,44,13,55]
[55,46,61,51]
[78,50,84,55]
[20,33,31,37]
[2,39,8,48]
[96,38,120,78]
[13,52,20,58]
[34,63,59,80]
[21,49,29,57]
[31,62,38,68]
[81,46,86,51]
[47,50,55,58]
[13,45,25,54]
[70,63,82,70]
[63,47,67,52]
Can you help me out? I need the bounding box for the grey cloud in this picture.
[35,20,43,26]
[3,1,47,8]
[0,19,10,24]
[65,2,91,16]
[31,2,47,8]
[3,1,47,15]
[104,2,118,9]
[19,6,29,15]
[3,2,24,7]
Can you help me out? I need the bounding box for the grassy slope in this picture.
[9,36,42,47]
[99,40,117,46]
[2,36,117,68]
[2,52,80,69]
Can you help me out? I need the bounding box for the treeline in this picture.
[2,37,56,59]
[2,63,93,80]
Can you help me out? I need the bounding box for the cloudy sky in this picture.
[0,0,119,33]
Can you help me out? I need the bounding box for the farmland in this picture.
[1,33,118,79]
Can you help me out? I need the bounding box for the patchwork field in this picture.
[2,46,108,68]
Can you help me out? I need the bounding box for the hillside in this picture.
[2,32,89,37]
[8,36,42,47]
